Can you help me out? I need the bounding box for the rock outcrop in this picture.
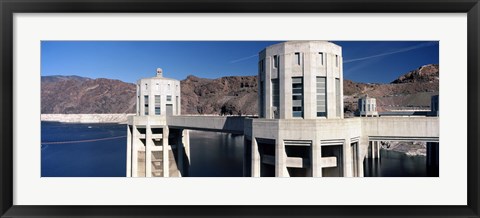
[41,76,136,114]
[180,75,258,115]
[41,64,439,116]
[391,64,439,84]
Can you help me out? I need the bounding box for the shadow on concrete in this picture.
[169,129,191,177]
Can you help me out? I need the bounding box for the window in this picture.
[145,83,148,90]
[259,59,264,72]
[144,95,149,115]
[154,95,161,115]
[318,52,324,65]
[335,55,339,67]
[176,96,179,115]
[316,77,327,117]
[294,53,301,65]
[335,78,341,117]
[292,77,303,118]
[272,79,279,118]
[259,81,264,117]
[273,55,279,68]
[156,83,159,90]
[167,95,172,101]
[168,84,171,90]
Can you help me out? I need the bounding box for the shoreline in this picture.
[41,114,134,124]
[381,141,427,156]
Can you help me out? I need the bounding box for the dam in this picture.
[126,41,439,177]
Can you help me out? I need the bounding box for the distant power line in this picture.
[230,54,258,64]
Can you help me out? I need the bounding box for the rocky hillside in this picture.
[392,64,439,84]
[343,64,439,116]
[180,75,257,115]
[41,76,136,114]
[41,75,258,115]
[41,64,438,116]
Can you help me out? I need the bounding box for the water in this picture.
[187,131,244,177]
[363,150,438,177]
[41,122,127,177]
[41,122,244,177]
[41,122,434,177]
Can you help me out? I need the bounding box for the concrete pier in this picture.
[369,141,381,159]
[126,125,132,177]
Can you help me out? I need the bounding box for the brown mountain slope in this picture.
[392,64,439,84]
[343,64,439,116]
[41,64,438,115]
[41,76,136,114]
[180,75,258,115]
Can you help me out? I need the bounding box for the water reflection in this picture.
[188,131,244,177]
[364,150,438,177]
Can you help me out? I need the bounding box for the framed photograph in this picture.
[1,0,479,217]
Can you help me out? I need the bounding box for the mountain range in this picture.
[41,64,439,116]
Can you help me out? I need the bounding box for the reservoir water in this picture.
[363,150,438,177]
[41,122,435,177]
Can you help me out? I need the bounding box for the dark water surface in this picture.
[41,122,127,177]
[41,122,433,177]
[41,122,244,177]
[187,131,244,177]
[363,150,438,177]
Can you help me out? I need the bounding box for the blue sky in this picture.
[41,41,438,84]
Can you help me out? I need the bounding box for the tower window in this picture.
[292,77,303,118]
[155,95,161,115]
[319,52,324,65]
[145,83,148,90]
[144,95,149,116]
[259,81,264,118]
[335,55,339,67]
[176,96,179,115]
[335,78,341,117]
[272,79,280,118]
[167,95,172,101]
[294,53,301,65]
[259,59,265,72]
[316,77,327,117]
[273,55,279,68]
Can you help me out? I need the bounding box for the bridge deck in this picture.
[166,116,246,134]
[362,117,439,142]
[166,116,439,142]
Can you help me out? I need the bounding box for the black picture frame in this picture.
[1,0,479,217]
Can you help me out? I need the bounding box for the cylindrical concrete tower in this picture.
[136,68,181,116]
[358,96,378,117]
[128,68,186,178]
[258,41,343,119]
